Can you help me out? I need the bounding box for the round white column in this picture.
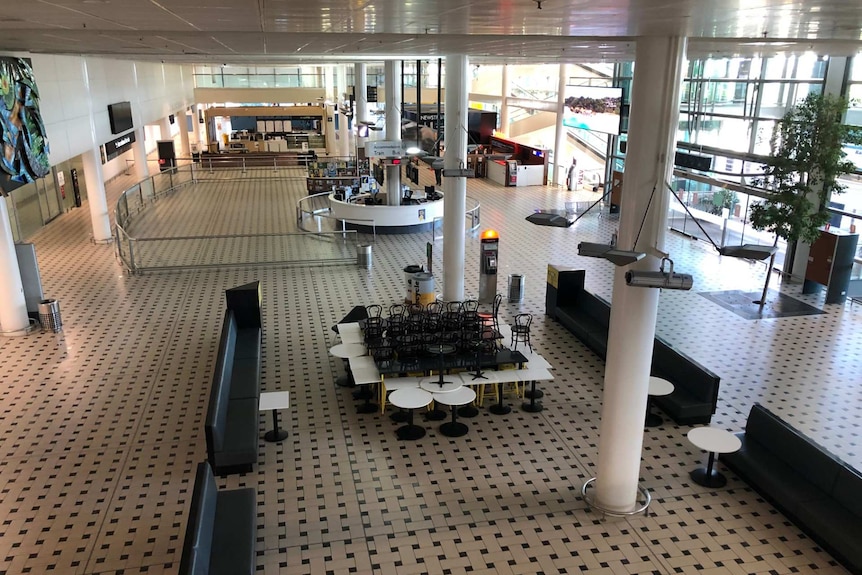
[594,36,686,513]
[132,126,149,181]
[0,198,29,335]
[384,60,403,206]
[553,63,568,186]
[159,116,172,141]
[82,147,113,243]
[355,63,369,153]
[442,54,469,302]
[500,65,510,135]
[178,110,191,157]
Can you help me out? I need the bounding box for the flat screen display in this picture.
[562,86,622,135]
[108,101,133,134]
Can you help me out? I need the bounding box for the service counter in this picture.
[329,192,444,234]
[487,160,547,187]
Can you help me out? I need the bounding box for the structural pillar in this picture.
[500,65,510,135]
[354,63,369,153]
[0,198,29,335]
[159,116,172,141]
[593,36,686,513]
[82,147,113,243]
[132,126,150,181]
[384,60,403,206]
[553,63,568,186]
[178,110,191,158]
[442,54,469,301]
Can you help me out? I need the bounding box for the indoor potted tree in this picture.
[748,92,861,307]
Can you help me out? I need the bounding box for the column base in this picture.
[580,477,652,518]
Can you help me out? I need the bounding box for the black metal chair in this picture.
[511,313,533,353]
[478,293,503,334]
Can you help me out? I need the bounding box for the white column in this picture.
[159,117,172,141]
[384,60,403,206]
[442,54,469,301]
[594,36,686,513]
[0,198,29,335]
[178,110,191,157]
[355,63,368,124]
[553,64,568,186]
[82,147,113,243]
[132,126,150,181]
[500,65,510,135]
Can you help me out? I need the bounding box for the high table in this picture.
[349,356,381,414]
[330,342,367,388]
[646,376,674,427]
[433,387,477,437]
[687,427,742,488]
[259,391,290,442]
[389,388,433,440]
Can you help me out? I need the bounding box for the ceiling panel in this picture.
[0,0,857,64]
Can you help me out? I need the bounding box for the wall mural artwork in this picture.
[0,57,50,196]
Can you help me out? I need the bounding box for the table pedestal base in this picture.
[353,387,373,400]
[489,403,511,415]
[458,405,479,418]
[424,407,447,421]
[440,421,468,437]
[689,468,727,488]
[522,400,543,413]
[264,429,289,442]
[645,413,663,427]
[524,388,544,399]
[335,375,354,388]
[356,401,379,414]
[396,424,426,440]
[390,410,410,423]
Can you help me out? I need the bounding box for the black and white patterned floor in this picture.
[0,164,858,574]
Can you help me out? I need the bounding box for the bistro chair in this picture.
[510,313,533,353]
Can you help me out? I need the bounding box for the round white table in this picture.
[687,427,742,488]
[389,388,433,440]
[433,387,477,438]
[329,343,366,358]
[646,376,675,427]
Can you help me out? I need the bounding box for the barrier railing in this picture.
[115,165,363,274]
[296,192,378,241]
[432,196,481,241]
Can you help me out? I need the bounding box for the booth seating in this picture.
[205,308,261,475]
[179,461,256,575]
[723,404,862,575]
[545,268,720,424]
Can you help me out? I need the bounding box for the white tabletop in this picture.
[420,377,463,394]
[349,356,380,385]
[259,390,290,411]
[330,343,366,358]
[648,376,675,397]
[432,386,476,407]
[458,371,497,386]
[687,427,742,454]
[337,322,364,344]
[389,388,433,410]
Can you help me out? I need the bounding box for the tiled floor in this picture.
[1,163,860,574]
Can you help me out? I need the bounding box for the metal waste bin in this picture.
[357,244,372,269]
[38,298,62,332]
[507,274,525,303]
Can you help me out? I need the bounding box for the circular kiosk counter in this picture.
[329,192,444,234]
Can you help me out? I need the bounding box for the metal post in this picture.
[273,156,278,172]
[242,156,247,174]
[208,157,214,174]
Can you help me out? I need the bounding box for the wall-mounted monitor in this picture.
[108,101,133,134]
[562,86,622,136]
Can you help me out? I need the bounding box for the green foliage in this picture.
[749,93,862,245]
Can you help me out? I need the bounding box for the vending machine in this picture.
[478,229,500,303]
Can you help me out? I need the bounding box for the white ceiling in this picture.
[0,0,860,65]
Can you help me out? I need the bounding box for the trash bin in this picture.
[413,272,436,305]
[38,298,62,332]
[507,274,525,303]
[403,264,423,302]
[357,244,372,269]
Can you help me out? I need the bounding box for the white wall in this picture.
[25,54,194,179]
